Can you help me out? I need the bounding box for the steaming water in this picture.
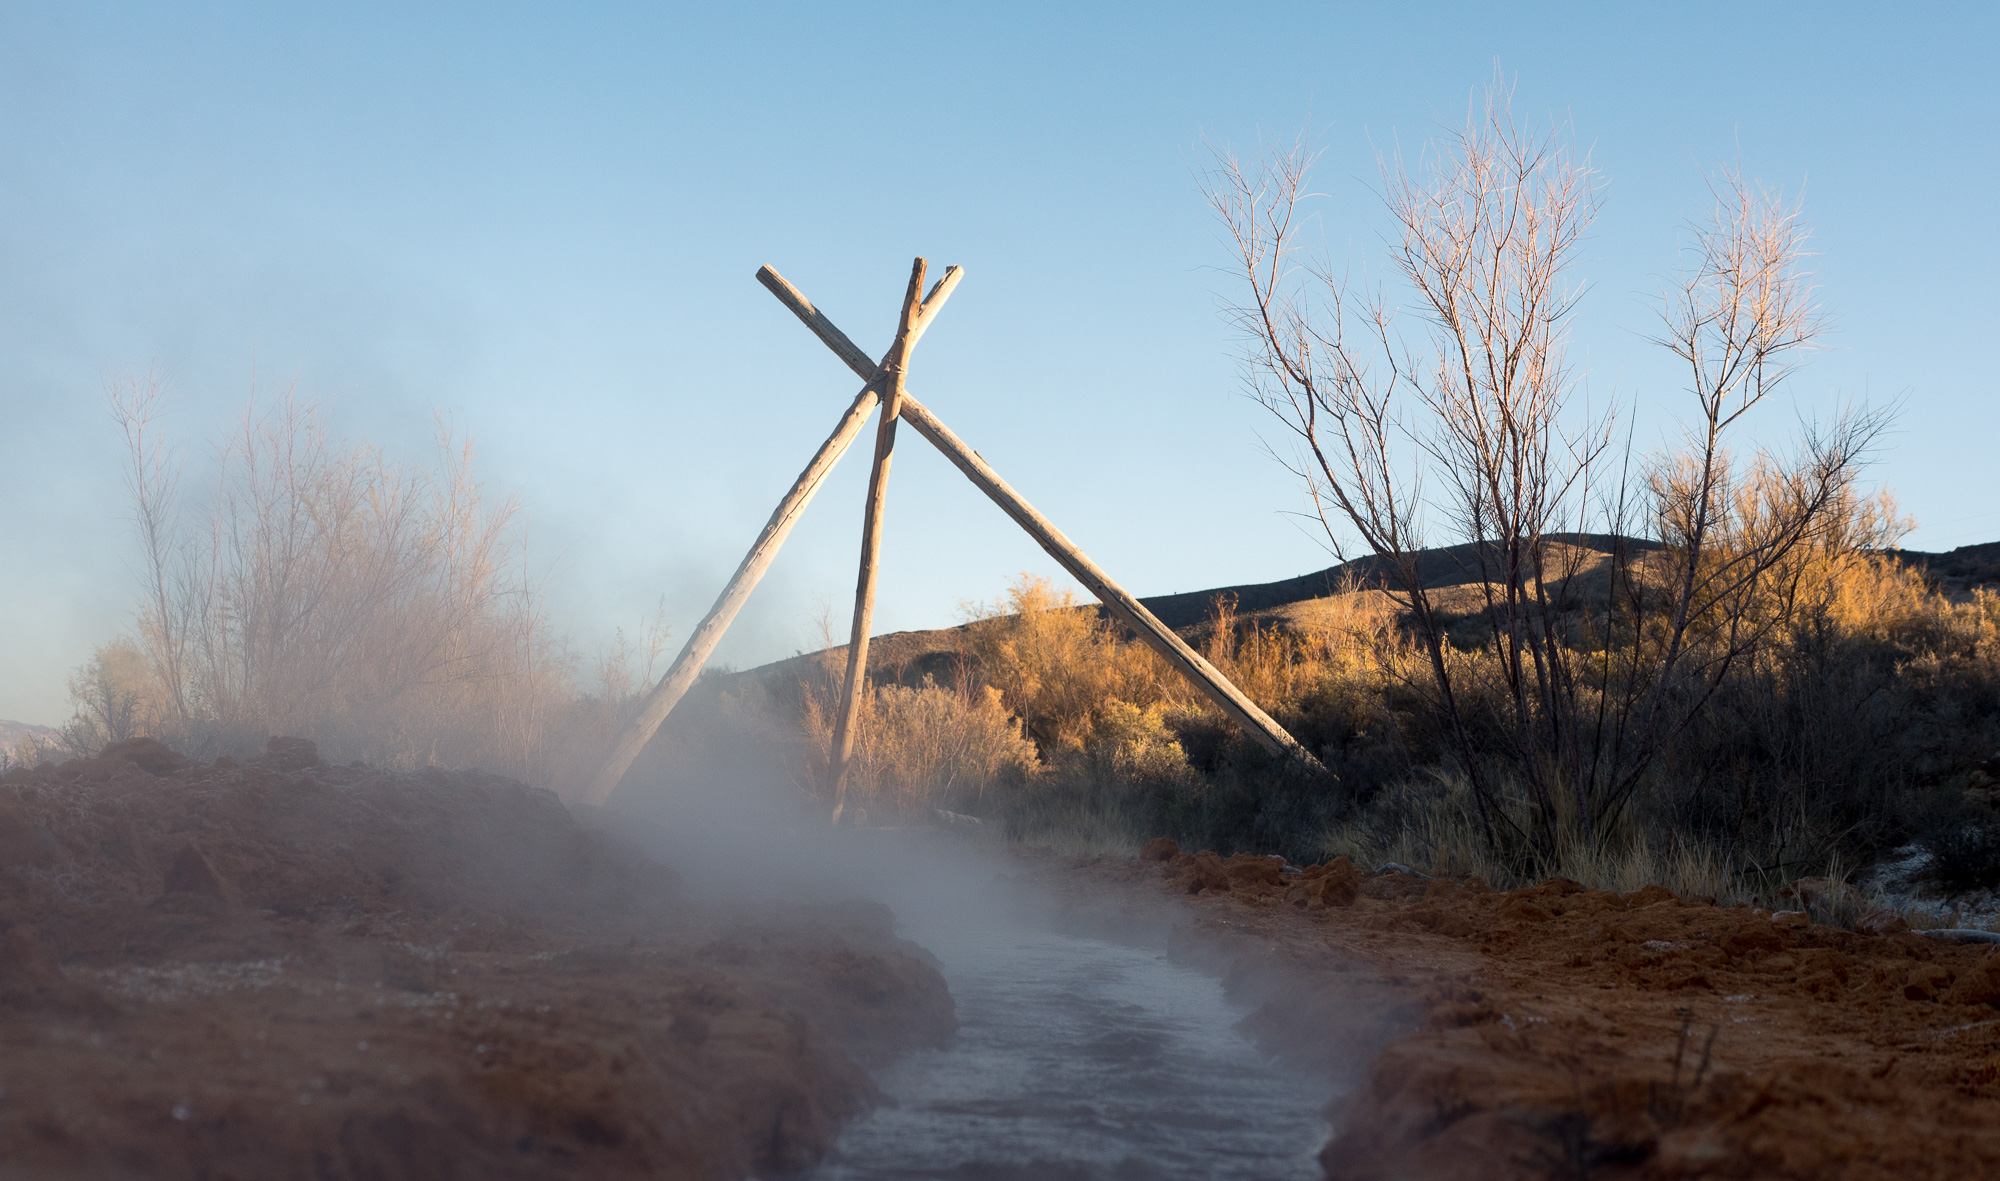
[614,775,1331,1179]
[809,902,1329,1180]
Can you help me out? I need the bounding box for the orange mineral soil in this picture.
[15,737,2000,1180]
[0,738,953,1180]
[1060,842,2000,1181]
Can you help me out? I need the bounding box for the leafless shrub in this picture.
[55,637,172,756]
[100,378,577,781]
[1206,81,1889,871]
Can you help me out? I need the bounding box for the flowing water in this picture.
[809,894,1330,1180]
[624,791,1334,1179]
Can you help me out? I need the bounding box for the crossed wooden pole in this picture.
[582,260,1325,810]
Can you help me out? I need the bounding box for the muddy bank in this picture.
[0,739,952,1179]
[1057,844,2000,1180]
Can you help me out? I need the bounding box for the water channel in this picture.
[809,869,1331,1180]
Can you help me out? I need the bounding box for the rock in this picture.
[1921,929,2000,945]
[1224,853,1287,888]
[1139,837,1179,862]
[98,737,192,777]
[1189,850,1231,894]
[1857,909,1911,937]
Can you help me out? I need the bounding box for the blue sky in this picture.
[2,2,1995,724]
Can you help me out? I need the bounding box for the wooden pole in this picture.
[756,268,1327,774]
[582,265,964,807]
[828,257,928,822]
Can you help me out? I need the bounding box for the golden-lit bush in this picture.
[800,676,1039,819]
[828,550,2000,895]
[1090,700,1191,782]
[960,575,1190,752]
[80,378,589,788]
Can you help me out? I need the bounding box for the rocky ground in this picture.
[1054,843,2000,1180]
[0,739,953,1180]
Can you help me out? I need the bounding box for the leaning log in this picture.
[828,257,929,821]
[756,268,1326,773]
[582,266,963,807]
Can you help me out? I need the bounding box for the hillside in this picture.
[0,719,56,761]
[1889,539,2000,596]
[739,535,1998,692]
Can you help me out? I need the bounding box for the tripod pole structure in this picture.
[757,267,1327,775]
[828,257,928,823]
[582,265,964,808]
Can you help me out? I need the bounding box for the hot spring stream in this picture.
[808,896,1331,1180]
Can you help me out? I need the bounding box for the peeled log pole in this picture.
[756,269,1326,773]
[897,397,1325,772]
[828,257,928,822]
[582,267,964,807]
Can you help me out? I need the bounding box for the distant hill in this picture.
[739,534,1996,690]
[1129,532,1659,630]
[0,719,59,761]
[1887,541,2000,596]
[742,533,1655,687]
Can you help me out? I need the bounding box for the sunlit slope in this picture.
[740,534,1996,688]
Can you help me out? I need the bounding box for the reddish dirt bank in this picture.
[1064,844,2000,1181]
[0,739,953,1180]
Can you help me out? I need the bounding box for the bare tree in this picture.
[113,373,195,729]
[1207,84,1883,866]
[57,638,163,755]
[104,383,575,779]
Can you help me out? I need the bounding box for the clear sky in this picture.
[2,2,1995,724]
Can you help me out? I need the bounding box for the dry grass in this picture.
[958,575,1194,752]
[797,667,1039,823]
[766,553,2000,905]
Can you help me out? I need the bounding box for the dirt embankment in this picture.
[1063,843,2000,1181]
[0,739,953,1180]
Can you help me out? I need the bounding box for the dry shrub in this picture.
[52,637,176,758]
[906,542,2000,887]
[929,573,1412,858]
[83,377,585,787]
[799,676,1038,820]
[1193,588,1410,756]
[1091,701,1191,782]
[960,574,1190,752]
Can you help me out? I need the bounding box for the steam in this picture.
[594,706,1368,1177]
